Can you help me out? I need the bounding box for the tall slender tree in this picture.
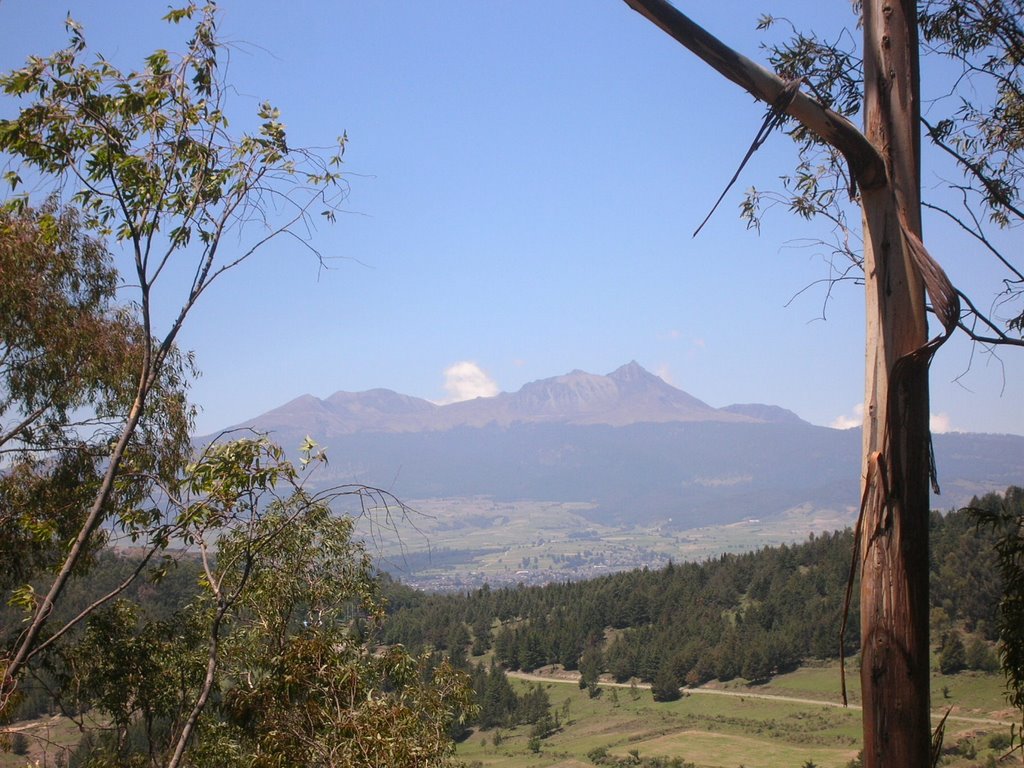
[619,1,1018,765]
[0,4,347,712]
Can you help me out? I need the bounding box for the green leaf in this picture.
[8,584,37,613]
[162,5,197,24]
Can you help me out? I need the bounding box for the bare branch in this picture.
[923,116,1024,222]
[25,546,162,663]
[622,0,886,190]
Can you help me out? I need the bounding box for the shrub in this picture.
[939,631,967,674]
[966,636,999,672]
[987,731,1011,751]
[11,732,30,756]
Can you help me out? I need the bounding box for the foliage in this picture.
[8,489,1018,764]
[9,731,29,756]
[586,743,695,768]
[966,635,1000,672]
[623,3,1015,763]
[54,437,475,768]
[650,663,682,702]
[0,200,191,592]
[0,5,347,239]
[0,0,347,717]
[385,491,1021,691]
[754,3,1024,344]
[919,1,1024,224]
[579,643,603,691]
[470,663,550,732]
[968,486,1024,753]
[988,731,1011,751]
[387,526,864,687]
[939,630,967,674]
[0,9,476,763]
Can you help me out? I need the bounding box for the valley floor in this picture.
[456,662,1018,768]
[367,498,857,591]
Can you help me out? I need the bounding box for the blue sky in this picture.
[3,2,1022,438]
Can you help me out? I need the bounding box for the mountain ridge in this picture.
[232,361,805,437]
[203,362,1024,527]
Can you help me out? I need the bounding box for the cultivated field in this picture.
[363,497,857,590]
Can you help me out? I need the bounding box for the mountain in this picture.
[235,361,803,437]
[206,363,1024,527]
[719,403,808,425]
[246,389,440,435]
[438,361,763,428]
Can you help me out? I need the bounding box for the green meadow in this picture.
[454,663,1018,768]
[4,659,1015,768]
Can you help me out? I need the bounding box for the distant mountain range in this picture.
[206,362,1024,527]
[241,361,806,435]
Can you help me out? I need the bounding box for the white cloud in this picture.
[655,364,675,386]
[830,404,954,434]
[830,403,864,430]
[439,361,499,403]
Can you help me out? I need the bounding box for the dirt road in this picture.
[507,669,1015,728]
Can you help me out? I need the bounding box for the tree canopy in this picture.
[0,1,347,693]
[1,6,474,765]
[0,200,191,593]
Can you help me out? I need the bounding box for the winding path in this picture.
[507,670,1015,728]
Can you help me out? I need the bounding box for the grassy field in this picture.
[1,713,87,768]
[454,663,1019,768]
[2,663,1015,767]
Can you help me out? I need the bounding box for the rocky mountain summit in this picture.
[236,361,804,437]
[206,362,1023,527]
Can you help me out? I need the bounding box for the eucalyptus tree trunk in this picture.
[621,1,955,765]
[857,3,933,765]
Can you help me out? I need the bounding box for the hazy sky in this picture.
[3,2,1022,438]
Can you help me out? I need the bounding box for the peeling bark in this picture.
[858,3,934,765]
[621,2,960,765]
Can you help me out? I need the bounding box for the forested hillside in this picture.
[382,488,1018,692]
[2,487,1016,748]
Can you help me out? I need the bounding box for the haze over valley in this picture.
[207,362,1024,588]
